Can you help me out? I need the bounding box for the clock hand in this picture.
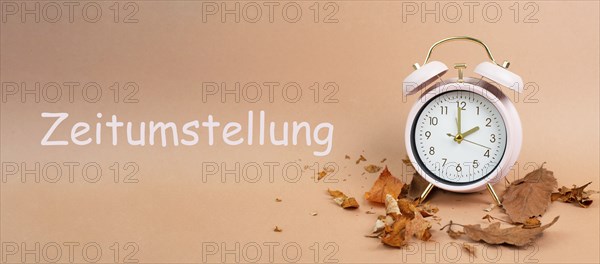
[457,105,462,134]
[446,133,491,150]
[462,126,480,138]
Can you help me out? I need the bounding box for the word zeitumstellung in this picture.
[40,111,334,156]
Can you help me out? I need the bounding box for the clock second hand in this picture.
[446,133,491,150]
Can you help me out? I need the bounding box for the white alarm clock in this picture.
[403,36,523,205]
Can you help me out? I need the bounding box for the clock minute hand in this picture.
[457,105,462,134]
[446,133,491,150]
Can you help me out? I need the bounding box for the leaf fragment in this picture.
[365,167,405,204]
[274,226,282,232]
[462,243,477,258]
[364,164,382,173]
[551,182,597,208]
[356,155,367,164]
[502,166,557,223]
[327,189,359,209]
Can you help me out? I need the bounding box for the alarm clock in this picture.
[403,36,523,205]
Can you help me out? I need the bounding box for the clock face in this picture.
[412,90,507,184]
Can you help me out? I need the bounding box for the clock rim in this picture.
[404,78,522,193]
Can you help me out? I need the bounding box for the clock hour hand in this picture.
[446,133,491,150]
[462,126,480,138]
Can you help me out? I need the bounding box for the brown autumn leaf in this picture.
[274,226,282,232]
[407,173,430,201]
[462,216,559,246]
[381,215,412,248]
[364,164,382,173]
[502,166,557,223]
[356,155,367,164]
[405,211,432,241]
[327,189,359,209]
[365,167,405,204]
[551,182,597,208]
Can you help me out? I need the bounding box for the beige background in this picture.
[1,1,599,263]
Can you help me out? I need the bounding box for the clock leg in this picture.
[486,183,503,207]
[418,183,435,204]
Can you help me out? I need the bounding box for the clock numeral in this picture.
[441,158,447,166]
[485,118,492,127]
[473,160,479,168]
[425,131,431,139]
[476,106,480,115]
[490,134,496,143]
[429,117,438,125]
[456,164,462,172]
[440,106,448,115]
[484,149,490,157]
[429,146,435,155]
[457,101,466,110]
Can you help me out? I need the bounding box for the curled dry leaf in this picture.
[345,155,351,159]
[381,215,412,248]
[375,195,433,248]
[274,226,283,232]
[551,182,597,208]
[365,167,405,204]
[385,194,400,215]
[328,189,359,209]
[356,155,367,164]
[502,166,557,223]
[275,198,282,202]
[452,216,559,247]
[364,164,382,173]
[407,173,430,201]
[380,158,387,163]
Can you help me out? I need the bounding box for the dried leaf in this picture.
[364,164,382,173]
[407,173,430,201]
[356,155,367,164]
[417,203,439,218]
[380,158,387,163]
[345,155,351,159]
[385,194,400,215]
[274,226,282,232]
[366,210,376,214]
[327,189,359,209]
[372,218,386,234]
[551,182,596,208]
[502,166,557,223]
[462,243,477,258]
[398,198,418,218]
[406,211,432,241]
[341,198,360,209]
[380,215,411,248]
[365,167,405,204]
[275,198,282,202]
[317,167,335,181]
[462,216,559,246]
[310,211,318,216]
